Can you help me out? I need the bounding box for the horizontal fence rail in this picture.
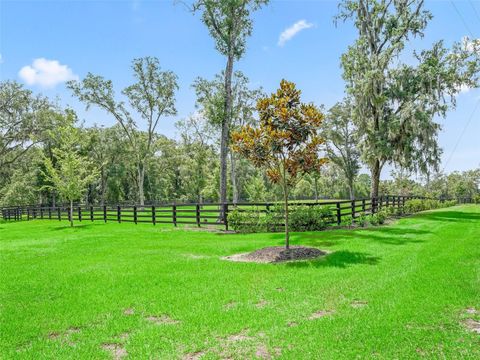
[1,195,473,231]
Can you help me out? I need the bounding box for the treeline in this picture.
[1,0,480,207]
[1,79,478,207]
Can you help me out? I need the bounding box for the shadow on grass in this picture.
[416,210,480,223]
[285,250,380,268]
[51,223,100,231]
[269,226,429,247]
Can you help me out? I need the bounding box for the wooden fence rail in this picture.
[1,195,472,231]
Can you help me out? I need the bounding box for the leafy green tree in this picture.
[244,174,268,202]
[232,80,327,248]
[323,101,360,199]
[193,71,263,202]
[190,0,269,206]
[68,57,178,206]
[42,118,98,227]
[0,81,53,168]
[337,0,480,197]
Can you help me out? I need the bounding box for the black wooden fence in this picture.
[2,195,464,231]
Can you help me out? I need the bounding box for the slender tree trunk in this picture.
[69,199,73,227]
[314,176,319,202]
[370,159,382,198]
[282,176,290,249]
[348,178,355,200]
[100,168,107,206]
[138,163,145,206]
[230,151,238,203]
[220,53,234,208]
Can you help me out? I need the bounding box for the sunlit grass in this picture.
[1,205,479,359]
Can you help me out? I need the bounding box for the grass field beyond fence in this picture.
[1,205,479,359]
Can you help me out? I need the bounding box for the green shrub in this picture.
[340,215,353,227]
[228,204,333,233]
[228,208,265,233]
[355,214,369,227]
[369,214,380,226]
[474,194,480,204]
[288,205,331,231]
[376,210,387,224]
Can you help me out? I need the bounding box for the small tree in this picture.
[42,118,98,227]
[231,80,327,248]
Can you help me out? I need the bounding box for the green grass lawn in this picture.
[1,205,479,359]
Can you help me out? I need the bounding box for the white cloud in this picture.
[278,20,314,47]
[18,58,78,89]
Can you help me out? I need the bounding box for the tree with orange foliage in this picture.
[231,80,327,248]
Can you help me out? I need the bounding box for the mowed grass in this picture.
[1,205,479,359]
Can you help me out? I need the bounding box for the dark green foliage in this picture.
[369,214,380,226]
[228,204,332,233]
[355,214,369,227]
[404,199,457,214]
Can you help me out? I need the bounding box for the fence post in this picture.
[173,204,177,227]
[362,199,366,214]
[223,203,229,231]
[134,206,137,225]
[90,206,94,221]
[351,200,356,219]
[78,206,82,222]
[27,208,30,221]
[152,205,156,225]
[57,207,61,221]
[196,204,201,227]
[117,205,121,223]
[103,205,107,223]
[40,207,44,219]
[48,207,52,220]
[336,202,341,225]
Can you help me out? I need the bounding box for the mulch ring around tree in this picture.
[223,246,327,264]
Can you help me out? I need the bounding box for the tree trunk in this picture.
[313,176,319,202]
[282,176,290,249]
[370,159,382,198]
[220,53,234,208]
[100,168,107,206]
[230,151,238,203]
[348,178,355,200]
[69,199,74,227]
[137,164,145,206]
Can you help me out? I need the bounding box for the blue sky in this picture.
[1,0,479,179]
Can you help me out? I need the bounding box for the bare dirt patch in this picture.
[145,314,180,325]
[255,344,272,359]
[223,301,238,310]
[464,318,480,334]
[226,330,254,342]
[309,310,335,320]
[223,246,326,264]
[350,300,368,308]
[102,343,127,360]
[182,351,206,360]
[465,307,477,315]
[256,299,268,308]
[123,308,135,316]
